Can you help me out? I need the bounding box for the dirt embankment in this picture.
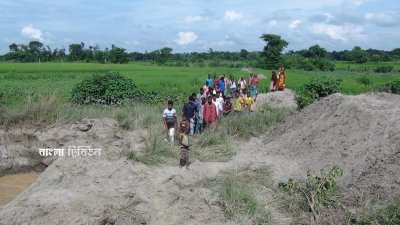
[1,90,399,224]
[245,92,400,206]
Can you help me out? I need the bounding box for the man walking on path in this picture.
[163,100,177,144]
[182,95,198,136]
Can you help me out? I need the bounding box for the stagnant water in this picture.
[0,172,39,205]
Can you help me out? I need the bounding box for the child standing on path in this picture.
[179,114,190,169]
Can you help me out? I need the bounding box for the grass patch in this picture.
[198,166,273,224]
[351,200,400,225]
[192,129,234,162]
[126,128,177,166]
[220,105,291,139]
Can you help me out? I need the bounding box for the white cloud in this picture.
[185,15,204,23]
[311,23,364,42]
[21,25,44,41]
[268,20,278,28]
[224,10,244,21]
[365,12,400,26]
[175,31,198,45]
[288,20,301,31]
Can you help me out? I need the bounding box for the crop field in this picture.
[0,62,399,107]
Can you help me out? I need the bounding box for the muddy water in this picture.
[0,172,39,205]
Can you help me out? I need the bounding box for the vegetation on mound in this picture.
[198,166,273,224]
[295,76,342,109]
[375,79,400,95]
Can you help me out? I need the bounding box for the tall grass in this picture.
[1,62,399,107]
[198,166,273,224]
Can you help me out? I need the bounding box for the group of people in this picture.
[269,67,286,92]
[163,68,286,169]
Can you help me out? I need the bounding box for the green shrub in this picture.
[295,89,315,109]
[375,79,400,94]
[70,71,137,105]
[304,77,342,99]
[356,75,373,87]
[278,166,343,221]
[295,77,342,109]
[374,65,394,73]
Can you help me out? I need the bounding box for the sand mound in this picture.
[256,89,297,110]
[257,92,400,206]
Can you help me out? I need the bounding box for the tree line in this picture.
[1,35,400,71]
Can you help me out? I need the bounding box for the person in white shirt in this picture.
[162,100,177,144]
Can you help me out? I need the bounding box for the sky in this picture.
[0,0,399,54]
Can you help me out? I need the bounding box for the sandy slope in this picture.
[1,90,399,225]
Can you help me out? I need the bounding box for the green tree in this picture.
[68,42,85,61]
[303,45,327,59]
[350,46,368,64]
[259,34,289,69]
[155,47,173,65]
[240,49,249,60]
[107,45,129,64]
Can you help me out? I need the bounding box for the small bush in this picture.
[295,89,315,109]
[374,65,394,73]
[70,71,137,105]
[356,75,373,86]
[304,77,342,99]
[278,166,343,222]
[295,77,342,109]
[375,79,400,94]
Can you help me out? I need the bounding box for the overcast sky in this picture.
[1,0,399,54]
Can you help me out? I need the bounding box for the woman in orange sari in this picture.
[276,67,286,91]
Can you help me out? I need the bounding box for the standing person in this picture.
[213,75,219,89]
[182,96,198,136]
[192,93,201,134]
[163,100,177,144]
[224,75,231,96]
[196,87,207,103]
[203,82,209,95]
[206,74,213,88]
[216,92,224,118]
[203,96,218,129]
[238,76,247,92]
[223,96,232,116]
[218,76,225,97]
[179,114,190,169]
[250,74,259,99]
[276,67,286,91]
[197,97,206,133]
[243,91,254,114]
[270,71,277,92]
[233,90,245,113]
[230,75,237,96]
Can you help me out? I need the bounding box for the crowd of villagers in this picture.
[162,67,286,168]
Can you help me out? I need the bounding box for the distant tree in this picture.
[68,43,85,61]
[350,46,368,64]
[240,49,249,60]
[155,47,173,65]
[107,45,129,64]
[370,54,381,62]
[303,45,327,59]
[259,34,289,69]
[9,43,19,52]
